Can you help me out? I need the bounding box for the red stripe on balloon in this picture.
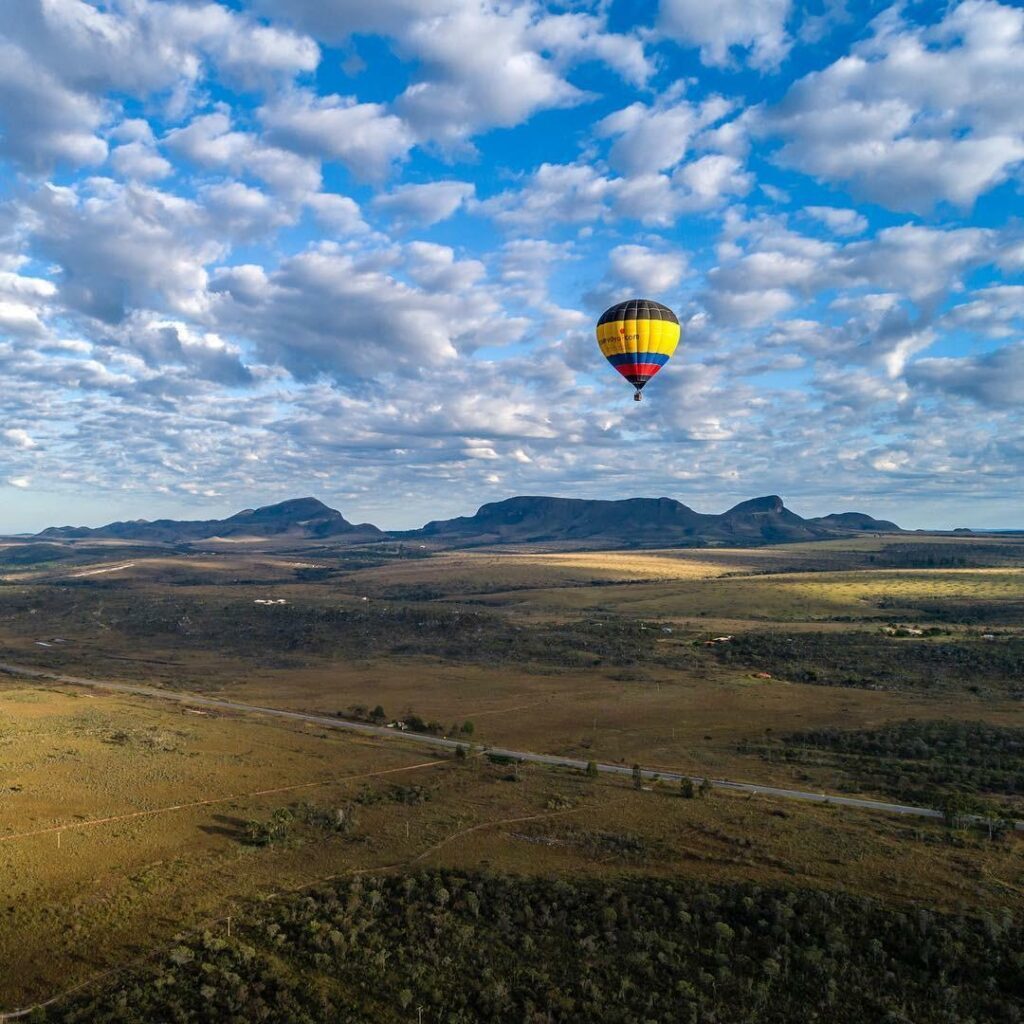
[614,363,664,378]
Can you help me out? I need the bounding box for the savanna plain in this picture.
[1,532,1023,1022]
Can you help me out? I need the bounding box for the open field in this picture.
[2,679,1023,1013]
[1,532,1023,1014]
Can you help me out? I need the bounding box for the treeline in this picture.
[706,632,1024,695]
[48,871,1024,1023]
[866,543,1024,569]
[875,597,1024,625]
[745,719,1024,809]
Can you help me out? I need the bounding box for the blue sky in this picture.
[1,0,1022,533]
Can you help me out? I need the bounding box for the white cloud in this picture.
[908,342,1024,408]
[530,12,652,88]
[305,193,370,235]
[166,111,323,199]
[499,239,574,292]
[675,154,752,204]
[7,477,31,489]
[596,92,735,176]
[261,91,415,182]
[257,1,651,148]
[477,154,751,231]
[404,242,485,292]
[4,0,319,91]
[199,181,294,240]
[114,317,253,384]
[704,287,797,327]
[393,5,586,148]
[372,181,475,227]
[804,206,867,236]
[608,245,687,295]
[24,179,220,322]
[0,41,108,171]
[659,0,792,69]
[0,269,57,338]
[0,0,319,171]
[110,141,173,181]
[760,1,1024,211]
[841,225,995,305]
[210,241,525,382]
[476,163,616,230]
[3,429,37,450]
[942,285,1024,338]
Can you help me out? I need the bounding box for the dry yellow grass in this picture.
[461,566,1024,618]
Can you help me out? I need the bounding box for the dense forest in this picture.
[47,870,1024,1023]
[744,719,1024,811]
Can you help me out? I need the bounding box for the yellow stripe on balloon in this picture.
[597,315,679,358]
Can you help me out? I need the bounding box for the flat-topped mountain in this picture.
[38,497,382,543]
[410,494,901,548]
[33,494,901,548]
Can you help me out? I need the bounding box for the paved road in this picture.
[2,660,1018,828]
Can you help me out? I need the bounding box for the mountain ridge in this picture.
[34,494,902,549]
[37,497,382,543]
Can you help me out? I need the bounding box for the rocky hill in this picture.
[37,497,382,543]
[409,494,901,548]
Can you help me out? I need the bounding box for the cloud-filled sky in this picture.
[1,0,1022,533]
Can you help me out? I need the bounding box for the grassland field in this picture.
[1,532,1023,1013]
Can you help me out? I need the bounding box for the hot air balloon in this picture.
[596,298,680,401]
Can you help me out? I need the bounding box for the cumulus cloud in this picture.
[804,206,867,236]
[941,285,1024,338]
[110,141,173,181]
[608,245,687,295]
[702,215,998,338]
[261,91,415,182]
[760,1,1024,211]
[703,286,797,327]
[0,41,108,171]
[210,241,525,382]
[166,110,323,199]
[596,91,735,176]
[476,163,616,229]
[3,429,37,450]
[0,0,319,171]
[372,180,475,227]
[659,0,792,69]
[23,179,220,323]
[112,318,253,384]
[199,181,294,240]
[255,0,651,149]
[305,193,370,235]
[477,155,751,230]
[908,342,1024,408]
[392,5,586,148]
[0,269,57,338]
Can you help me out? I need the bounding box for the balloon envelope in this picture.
[596,298,680,397]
